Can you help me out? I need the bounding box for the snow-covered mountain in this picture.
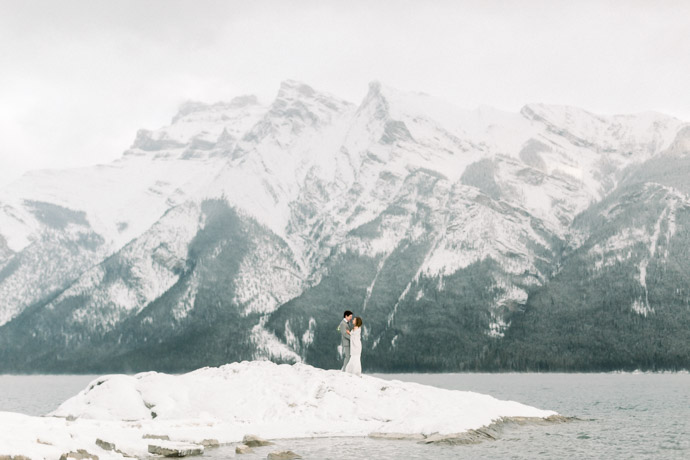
[0,80,688,372]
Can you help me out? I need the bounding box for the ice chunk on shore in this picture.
[1,361,557,459]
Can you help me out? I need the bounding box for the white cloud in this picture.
[1,0,688,186]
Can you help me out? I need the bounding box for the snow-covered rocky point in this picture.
[0,361,562,459]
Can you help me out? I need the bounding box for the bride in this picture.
[345,317,363,375]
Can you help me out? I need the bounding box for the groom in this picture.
[339,310,353,371]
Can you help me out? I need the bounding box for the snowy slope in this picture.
[0,97,268,327]
[0,361,559,459]
[0,80,687,371]
[274,83,684,342]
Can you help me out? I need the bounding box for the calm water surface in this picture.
[0,374,98,415]
[1,372,688,459]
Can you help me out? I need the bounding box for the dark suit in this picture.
[340,318,352,370]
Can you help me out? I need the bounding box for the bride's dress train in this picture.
[345,328,362,375]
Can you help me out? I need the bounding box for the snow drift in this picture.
[0,361,557,459]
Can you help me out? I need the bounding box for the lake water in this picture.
[1,372,688,459]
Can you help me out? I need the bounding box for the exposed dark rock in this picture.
[147,443,203,457]
[460,158,501,200]
[235,444,253,454]
[200,438,220,447]
[94,439,133,457]
[143,434,170,440]
[95,439,116,451]
[368,432,426,441]
[421,429,498,445]
[267,451,302,460]
[519,138,550,170]
[380,120,413,144]
[242,434,274,447]
[420,415,575,445]
[131,129,186,151]
[59,449,99,460]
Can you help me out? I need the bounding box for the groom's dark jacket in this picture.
[339,318,352,349]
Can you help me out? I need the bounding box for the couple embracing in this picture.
[339,310,363,375]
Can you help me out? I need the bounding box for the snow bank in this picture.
[0,361,557,459]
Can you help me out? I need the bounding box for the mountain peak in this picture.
[363,80,403,104]
[356,80,391,120]
[171,96,260,124]
[273,80,354,113]
[241,81,353,144]
[366,80,383,97]
[356,81,473,137]
[277,80,318,100]
[229,94,260,107]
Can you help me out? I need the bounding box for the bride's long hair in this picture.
[353,317,363,328]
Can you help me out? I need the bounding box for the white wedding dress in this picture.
[345,328,362,375]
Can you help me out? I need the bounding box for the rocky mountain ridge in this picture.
[0,80,688,371]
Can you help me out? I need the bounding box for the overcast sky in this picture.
[1,0,688,186]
